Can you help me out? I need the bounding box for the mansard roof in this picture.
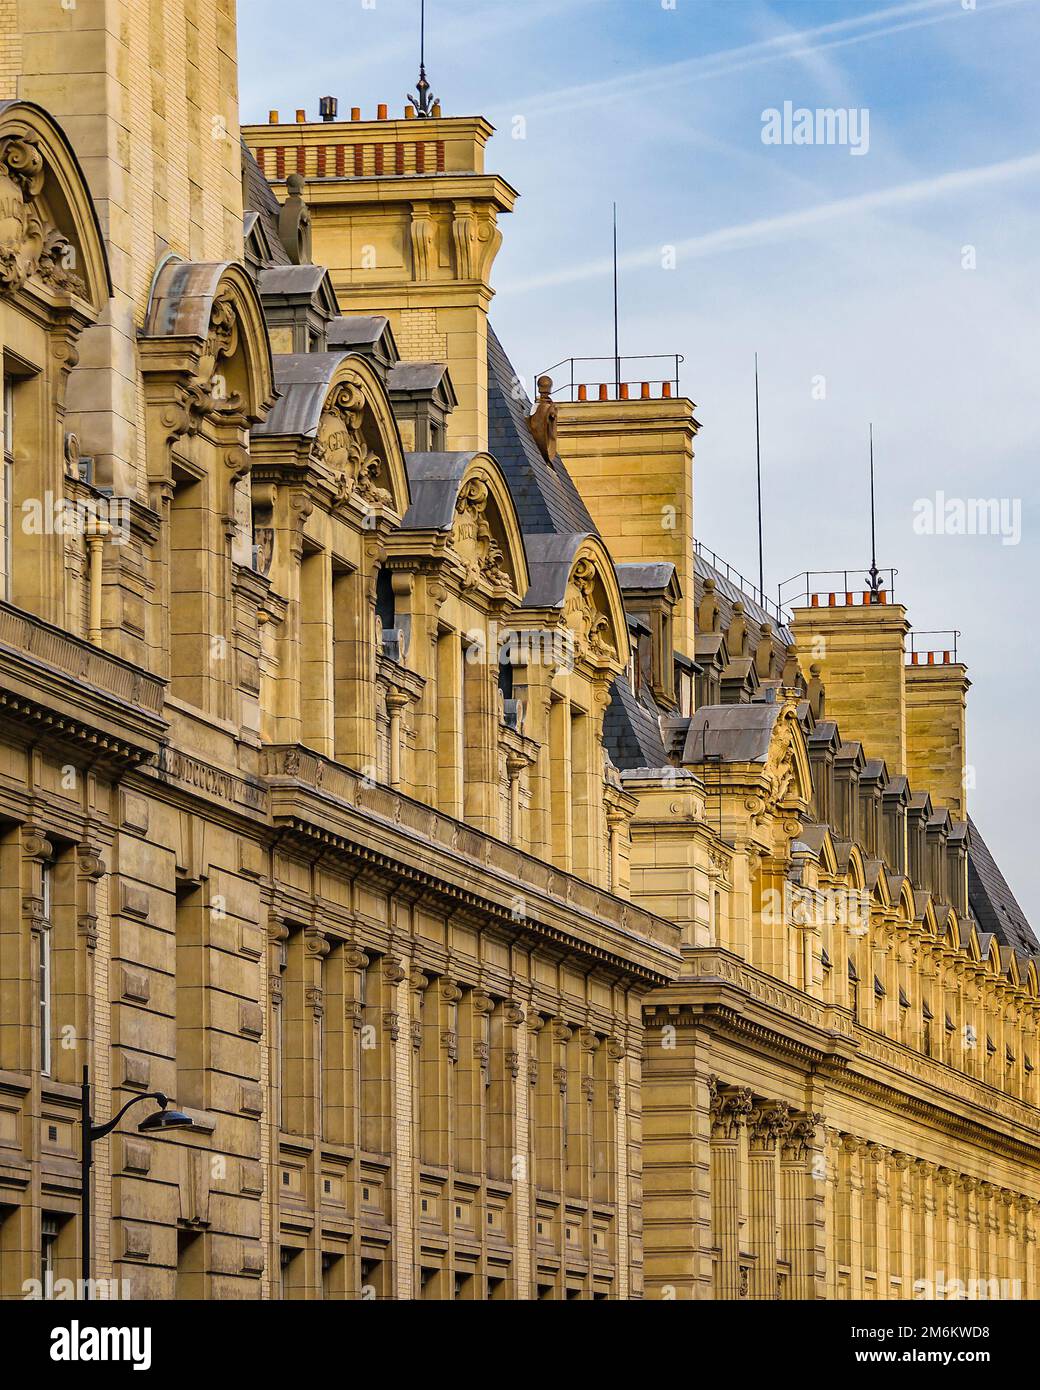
[968,815,1039,956]
[242,141,292,267]
[605,675,670,772]
[487,325,599,537]
[693,548,793,675]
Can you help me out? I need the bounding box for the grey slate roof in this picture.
[389,362,451,393]
[257,264,332,298]
[487,324,598,537]
[968,816,1039,957]
[401,452,476,531]
[694,548,793,641]
[242,142,291,267]
[521,532,594,609]
[604,675,670,771]
[694,548,793,678]
[252,352,349,437]
[681,701,780,764]
[328,315,394,350]
[616,562,677,592]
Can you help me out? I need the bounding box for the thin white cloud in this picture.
[497,149,1040,293]
[497,0,1030,120]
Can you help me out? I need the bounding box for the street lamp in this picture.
[80,1064,196,1294]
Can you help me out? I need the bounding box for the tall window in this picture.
[41,1215,57,1295]
[0,376,13,601]
[39,862,52,1076]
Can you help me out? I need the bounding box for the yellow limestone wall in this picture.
[241,112,517,455]
[791,600,910,775]
[0,0,244,493]
[555,396,699,660]
[905,661,970,818]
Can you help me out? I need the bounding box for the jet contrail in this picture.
[497,150,1040,294]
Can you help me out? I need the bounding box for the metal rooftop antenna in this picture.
[408,0,437,117]
[612,202,620,400]
[866,422,883,600]
[755,352,764,604]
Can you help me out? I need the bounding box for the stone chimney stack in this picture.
[242,107,516,454]
[790,591,910,777]
[554,392,700,660]
[905,650,970,820]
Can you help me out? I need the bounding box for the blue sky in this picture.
[239,0,1040,921]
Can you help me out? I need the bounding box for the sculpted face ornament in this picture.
[0,133,84,296]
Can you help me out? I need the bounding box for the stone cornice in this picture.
[260,743,681,987]
[0,601,167,767]
[651,946,1040,1161]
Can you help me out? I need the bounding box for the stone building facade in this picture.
[0,2,1036,1301]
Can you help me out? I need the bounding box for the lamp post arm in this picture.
[89,1091,169,1143]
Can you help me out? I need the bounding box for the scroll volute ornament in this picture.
[527,375,558,462]
[451,478,512,591]
[192,288,244,418]
[162,289,247,440]
[563,557,616,662]
[315,381,393,511]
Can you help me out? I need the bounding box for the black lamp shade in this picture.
[137,1106,195,1133]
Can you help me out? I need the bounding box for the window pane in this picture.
[3,376,12,456]
[0,376,11,602]
[39,927,51,1076]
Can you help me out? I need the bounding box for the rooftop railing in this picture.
[694,539,788,628]
[907,630,960,665]
[779,568,898,610]
[538,354,684,403]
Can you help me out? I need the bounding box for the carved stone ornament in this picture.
[450,477,512,591]
[527,375,558,462]
[765,720,799,806]
[0,133,85,297]
[164,288,247,438]
[64,431,81,479]
[563,556,616,662]
[315,381,393,512]
[278,173,313,266]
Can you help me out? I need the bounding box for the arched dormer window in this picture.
[0,101,111,627]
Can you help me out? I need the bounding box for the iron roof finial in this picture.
[408,0,437,117]
[866,422,883,601]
